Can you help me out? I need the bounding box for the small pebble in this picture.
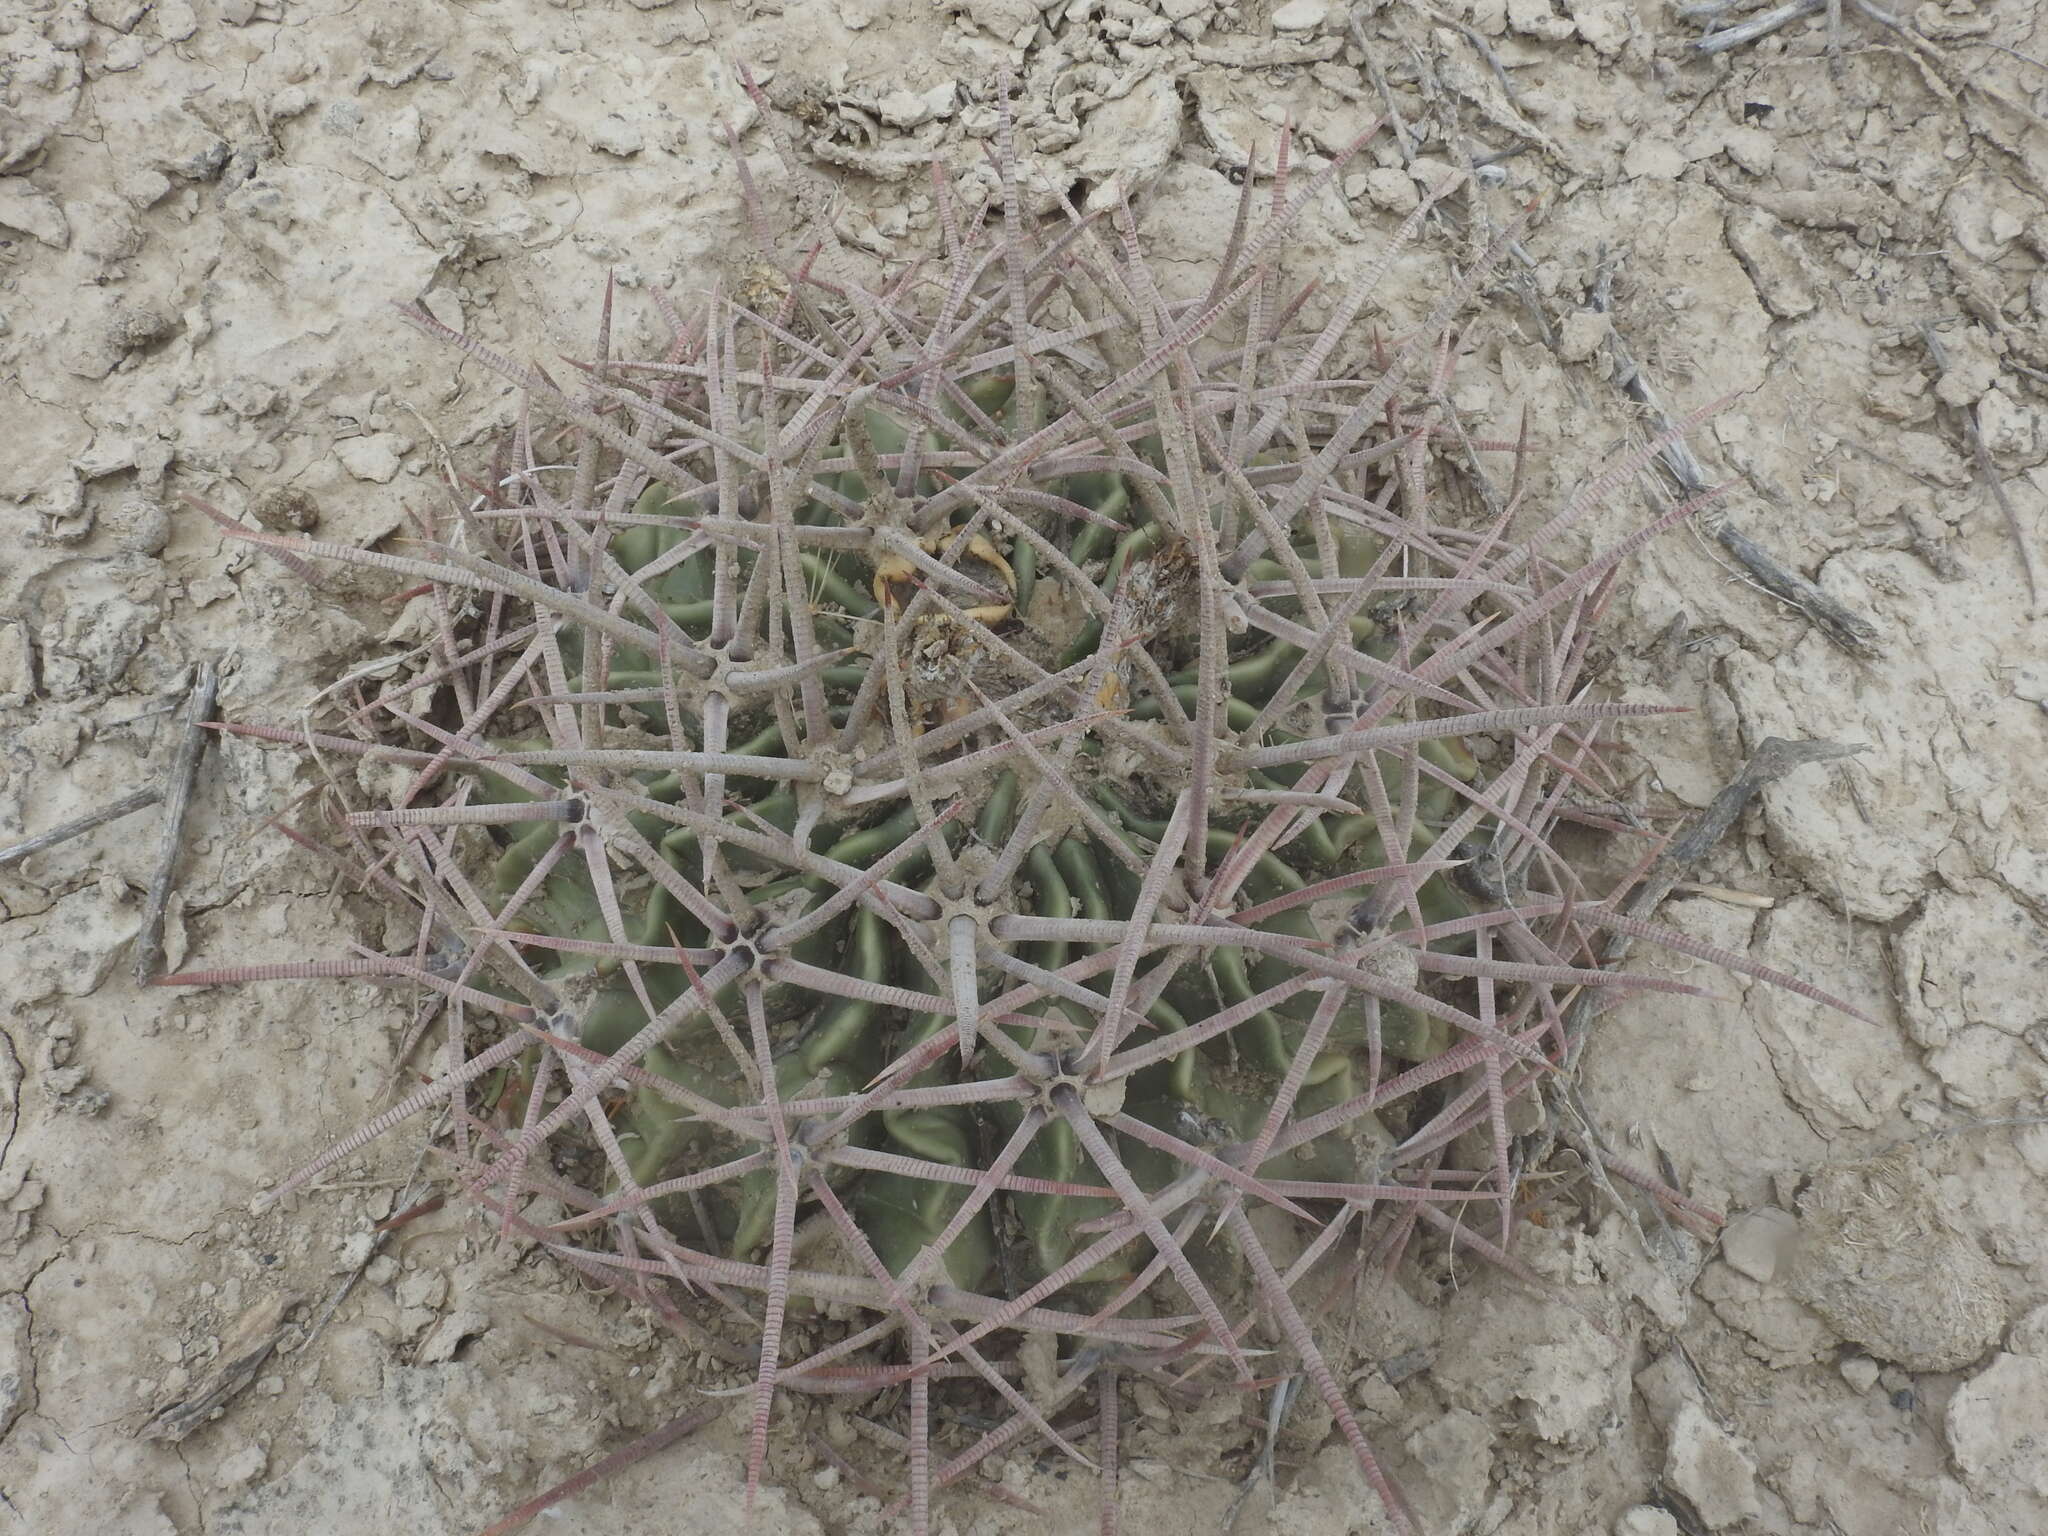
[1720,1206,1798,1285]
[1272,0,1331,29]
[250,485,320,532]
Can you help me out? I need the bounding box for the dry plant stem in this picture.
[1549,736,1863,1239]
[474,1402,722,1536]
[136,1292,300,1444]
[0,785,163,869]
[1586,261,1885,658]
[1687,0,1826,53]
[302,1156,439,1362]
[133,660,218,986]
[1920,322,2044,613]
[1568,733,1864,1045]
[1349,9,1416,162]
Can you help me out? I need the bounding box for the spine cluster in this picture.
[169,98,1816,1533]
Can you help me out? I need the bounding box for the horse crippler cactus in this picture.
[165,98,1856,1533]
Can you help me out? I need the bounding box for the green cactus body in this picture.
[163,105,1815,1533]
[459,386,1492,1294]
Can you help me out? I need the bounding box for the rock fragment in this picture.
[0,1294,30,1438]
[335,433,409,484]
[1719,1206,1798,1284]
[0,178,69,248]
[1725,208,1815,318]
[1664,1401,1763,1529]
[66,302,179,379]
[1946,1353,2048,1496]
[0,109,52,174]
[1272,0,1332,29]
[250,486,321,533]
[588,114,644,158]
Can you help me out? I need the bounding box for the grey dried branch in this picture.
[132,660,218,986]
[1586,256,1886,658]
[0,785,162,870]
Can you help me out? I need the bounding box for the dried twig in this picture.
[137,1292,300,1442]
[0,786,163,870]
[1348,7,1416,163]
[1564,735,1867,1067]
[132,661,218,985]
[299,1162,438,1362]
[474,1403,722,1536]
[1919,322,2043,614]
[1544,737,1865,1241]
[1689,0,1826,54]
[1587,261,1885,658]
[1225,1373,1302,1532]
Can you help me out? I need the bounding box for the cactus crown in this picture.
[169,94,1841,1534]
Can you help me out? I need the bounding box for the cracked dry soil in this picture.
[4,1,2048,1533]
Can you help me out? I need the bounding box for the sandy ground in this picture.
[4,1,2048,1532]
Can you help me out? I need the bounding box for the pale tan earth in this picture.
[4,1,2047,1534]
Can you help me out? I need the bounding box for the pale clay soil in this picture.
[3,1,2048,1533]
